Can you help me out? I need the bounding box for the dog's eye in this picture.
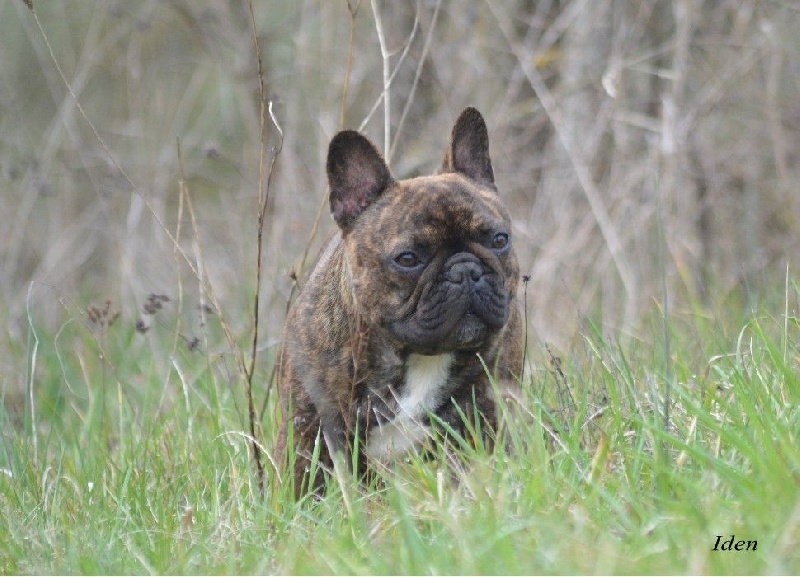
[491,233,509,250]
[394,251,419,268]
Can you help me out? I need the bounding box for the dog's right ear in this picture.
[327,131,395,232]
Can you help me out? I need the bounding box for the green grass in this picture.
[2,292,799,574]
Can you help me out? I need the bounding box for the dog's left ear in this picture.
[440,107,495,188]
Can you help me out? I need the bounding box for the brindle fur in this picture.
[276,108,522,497]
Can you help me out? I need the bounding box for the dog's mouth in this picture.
[387,290,508,355]
[450,310,491,349]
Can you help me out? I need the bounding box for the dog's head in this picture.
[327,108,519,355]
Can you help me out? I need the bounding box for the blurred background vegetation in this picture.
[2,0,799,397]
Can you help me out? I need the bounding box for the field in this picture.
[2,294,799,573]
[2,1,799,574]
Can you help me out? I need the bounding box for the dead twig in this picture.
[390,0,441,160]
[486,1,637,330]
[358,5,419,146]
[370,0,392,161]
[26,6,201,284]
[340,0,362,129]
[245,0,284,497]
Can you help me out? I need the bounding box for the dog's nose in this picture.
[446,259,484,284]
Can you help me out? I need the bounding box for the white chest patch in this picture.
[398,353,454,418]
[366,353,453,461]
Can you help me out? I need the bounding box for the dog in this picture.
[276,107,522,496]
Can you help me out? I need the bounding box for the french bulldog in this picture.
[276,107,522,496]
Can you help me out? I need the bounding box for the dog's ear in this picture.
[328,131,395,232]
[440,107,495,188]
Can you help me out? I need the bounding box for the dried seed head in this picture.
[197,303,215,315]
[186,336,200,352]
[87,299,120,329]
[143,293,170,315]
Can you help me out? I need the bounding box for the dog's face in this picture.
[328,108,519,355]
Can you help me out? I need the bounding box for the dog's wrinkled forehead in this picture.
[374,173,508,242]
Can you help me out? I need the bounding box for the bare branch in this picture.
[370,0,391,161]
[486,1,636,318]
[391,0,441,159]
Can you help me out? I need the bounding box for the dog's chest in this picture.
[398,353,453,417]
[365,353,453,460]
